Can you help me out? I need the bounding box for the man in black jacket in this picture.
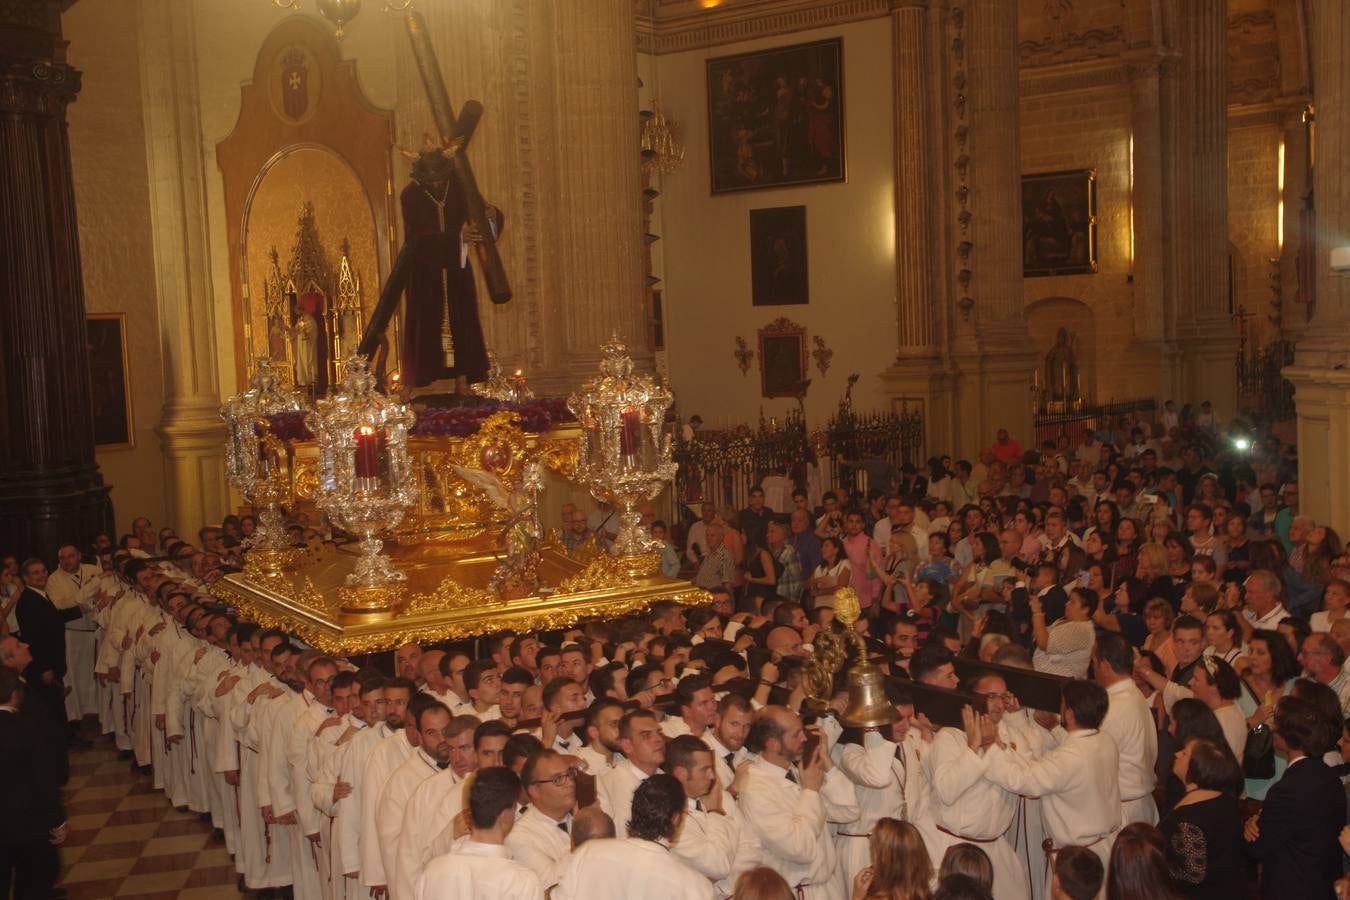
[0,665,66,900]
[13,558,84,739]
[1245,696,1346,899]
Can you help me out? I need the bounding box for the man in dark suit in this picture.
[0,635,71,785]
[13,558,84,740]
[1245,695,1346,899]
[0,665,66,900]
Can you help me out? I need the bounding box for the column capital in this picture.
[0,59,80,114]
[889,0,930,11]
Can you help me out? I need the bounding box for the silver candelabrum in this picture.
[221,359,307,555]
[567,335,677,563]
[308,355,417,598]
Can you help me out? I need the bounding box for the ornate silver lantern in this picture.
[308,355,417,612]
[221,359,307,569]
[567,336,677,568]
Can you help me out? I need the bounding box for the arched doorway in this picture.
[1026,296,1096,402]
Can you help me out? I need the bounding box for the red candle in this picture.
[354,426,379,479]
[620,409,642,457]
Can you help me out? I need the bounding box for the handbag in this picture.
[1240,679,1276,779]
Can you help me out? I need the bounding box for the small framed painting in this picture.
[750,206,809,306]
[86,313,134,449]
[759,317,808,398]
[1022,168,1098,277]
[707,38,845,194]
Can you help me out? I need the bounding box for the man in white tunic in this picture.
[983,680,1122,871]
[664,734,761,896]
[735,705,859,900]
[1093,635,1158,826]
[555,774,714,900]
[597,709,667,837]
[392,716,502,900]
[47,544,99,722]
[660,673,719,739]
[359,686,424,898]
[284,655,341,900]
[375,701,457,899]
[414,767,543,900]
[576,697,623,773]
[505,749,577,890]
[235,634,296,893]
[707,694,753,790]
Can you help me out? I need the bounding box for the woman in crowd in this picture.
[1089,500,1122,544]
[1095,579,1146,647]
[1142,598,1178,675]
[733,867,795,900]
[1188,657,1247,761]
[917,532,959,586]
[809,536,851,607]
[1238,628,1302,801]
[1159,737,1246,899]
[952,533,1003,637]
[1222,512,1251,586]
[1106,822,1184,900]
[742,535,779,615]
[1202,610,1247,670]
[1310,579,1350,633]
[1305,526,1344,589]
[850,818,932,900]
[1113,519,1143,582]
[1161,533,1194,600]
[1165,699,1244,810]
[875,529,919,619]
[1011,510,1042,564]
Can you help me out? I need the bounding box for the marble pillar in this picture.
[1174,0,1237,415]
[0,1,113,559]
[1285,0,1350,534]
[138,0,230,533]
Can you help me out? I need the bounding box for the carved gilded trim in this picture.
[636,0,891,55]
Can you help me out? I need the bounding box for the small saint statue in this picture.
[1044,327,1078,403]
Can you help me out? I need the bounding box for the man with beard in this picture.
[732,706,858,900]
[707,693,753,790]
[398,719,512,896]
[597,709,666,837]
[395,642,423,684]
[360,684,427,899]
[498,666,532,729]
[576,698,623,772]
[665,735,760,896]
[374,704,464,896]
[660,673,719,739]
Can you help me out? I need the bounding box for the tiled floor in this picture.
[59,737,238,900]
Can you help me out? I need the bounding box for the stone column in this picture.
[1285,0,1350,533]
[953,0,1034,453]
[0,1,113,560]
[1174,0,1237,414]
[138,0,229,533]
[880,0,955,459]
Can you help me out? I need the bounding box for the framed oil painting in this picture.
[759,317,808,398]
[707,38,845,194]
[86,313,134,449]
[750,206,809,306]
[1021,169,1098,277]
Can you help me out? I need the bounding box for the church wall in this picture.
[1017,81,1136,402]
[1227,122,1282,350]
[650,18,896,428]
[64,2,167,535]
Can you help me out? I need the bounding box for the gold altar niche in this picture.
[259,203,384,398]
[213,407,706,656]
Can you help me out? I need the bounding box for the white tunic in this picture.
[984,729,1122,869]
[376,748,442,897]
[504,806,571,889]
[336,721,391,882]
[736,757,858,900]
[1101,679,1159,825]
[596,758,654,837]
[360,729,418,892]
[414,839,543,900]
[833,730,930,896]
[393,767,466,900]
[554,837,715,900]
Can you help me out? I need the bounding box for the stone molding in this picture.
[636,0,891,55]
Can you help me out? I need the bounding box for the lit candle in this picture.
[354,426,379,479]
[620,408,642,458]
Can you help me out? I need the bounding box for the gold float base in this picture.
[212,541,707,655]
[243,547,305,579]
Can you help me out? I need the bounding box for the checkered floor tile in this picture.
[59,738,238,900]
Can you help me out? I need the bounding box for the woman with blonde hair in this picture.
[733,867,795,900]
[1142,597,1178,675]
[851,818,933,900]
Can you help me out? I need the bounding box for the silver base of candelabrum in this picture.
[347,528,407,588]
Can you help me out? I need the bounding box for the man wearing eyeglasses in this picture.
[507,749,580,890]
[597,709,667,838]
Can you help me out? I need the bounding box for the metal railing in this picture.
[1237,339,1297,422]
[1033,398,1157,446]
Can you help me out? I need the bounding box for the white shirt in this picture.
[376,748,443,884]
[1100,679,1158,804]
[360,729,418,890]
[575,744,615,773]
[985,728,1121,850]
[920,727,1019,841]
[336,721,390,878]
[1033,620,1095,678]
[1214,703,1249,761]
[395,766,466,900]
[554,837,714,900]
[1243,603,1291,631]
[597,759,654,838]
[504,806,571,889]
[415,838,543,900]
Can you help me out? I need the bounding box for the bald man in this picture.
[765,626,806,658]
[396,643,423,684]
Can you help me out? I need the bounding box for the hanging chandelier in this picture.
[641,100,686,176]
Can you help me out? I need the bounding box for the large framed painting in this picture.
[1021,169,1098,277]
[759,317,808,398]
[86,313,134,449]
[750,206,809,306]
[707,38,845,194]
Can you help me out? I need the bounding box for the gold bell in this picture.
[839,661,897,729]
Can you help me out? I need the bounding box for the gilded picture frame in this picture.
[86,313,135,450]
[1021,168,1098,277]
[759,317,808,399]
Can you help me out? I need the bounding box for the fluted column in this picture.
[0,1,113,560]
[138,0,229,533]
[1174,0,1236,412]
[1286,0,1350,534]
[548,0,648,380]
[893,0,936,359]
